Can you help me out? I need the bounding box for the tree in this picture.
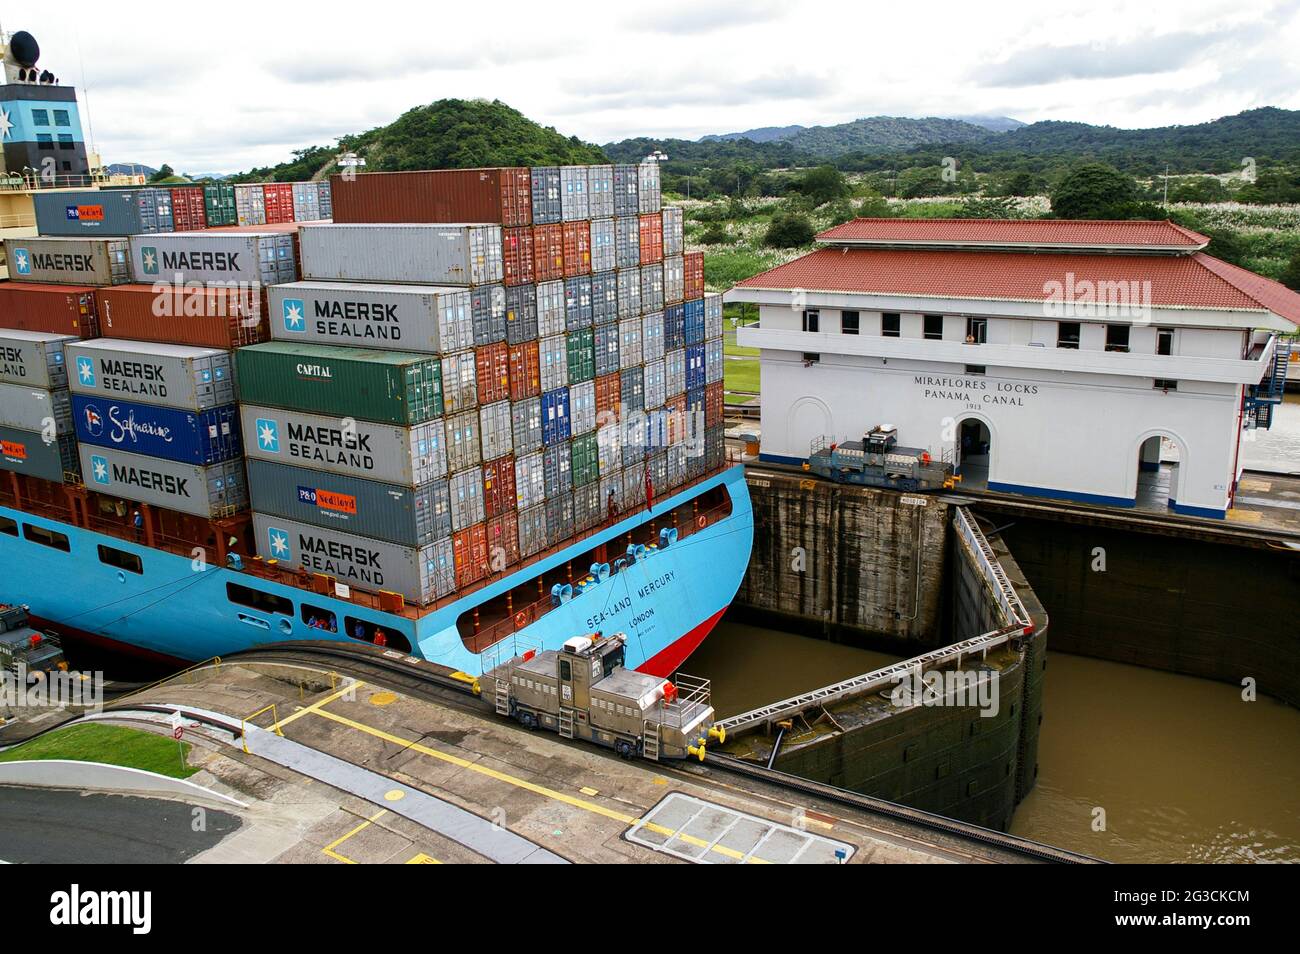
[1049,162,1140,218]
[148,164,175,183]
[953,196,1022,219]
[1277,248,1300,291]
[700,223,730,244]
[796,165,848,205]
[856,190,891,217]
[763,212,815,248]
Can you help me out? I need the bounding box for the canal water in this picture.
[690,620,1300,863]
[1241,392,1299,473]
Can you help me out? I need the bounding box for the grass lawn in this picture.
[724,336,759,358]
[0,722,198,779]
[724,357,760,393]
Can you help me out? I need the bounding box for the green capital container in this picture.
[566,328,595,385]
[571,431,599,487]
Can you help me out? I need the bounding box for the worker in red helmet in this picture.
[373,629,388,648]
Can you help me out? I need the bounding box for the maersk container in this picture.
[705,293,724,339]
[641,264,664,313]
[619,317,643,370]
[251,513,454,605]
[573,481,601,532]
[571,431,599,488]
[539,335,568,392]
[0,284,99,339]
[479,400,514,461]
[706,340,724,385]
[541,387,571,447]
[84,445,246,518]
[663,254,684,305]
[512,396,542,455]
[662,207,684,257]
[67,339,234,412]
[543,440,573,497]
[446,410,482,472]
[615,216,640,270]
[328,168,531,227]
[594,324,619,377]
[483,455,517,520]
[471,284,507,345]
[269,281,471,354]
[665,348,686,397]
[0,423,78,482]
[72,394,240,466]
[537,280,566,337]
[299,223,504,286]
[5,237,130,286]
[239,404,446,486]
[234,342,443,425]
[569,379,596,436]
[504,284,539,346]
[665,304,685,351]
[514,451,545,510]
[0,382,72,435]
[617,268,641,320]
[129,232,294,287]
[449,466,485,532]
[637,162,662,214]
[508,341,541,401]
[0,330,75,389]
[563,275,593,332]
[613,164,639,217]
[530,167,562,225]
[620,366,645,413]
[642,312,665,364]
[686,344,707,392]
[246,457,450,547]
[545,491,574,547]
[587,165,614,219]
[590,270,618,326]
[560,166,589,222]
[518,503,548,558]
[440,350,479,415]
[589,218,616,273]
[292,182,322,222]
[235,185,266,227]
[566,329,595,385]
[33,189,172,237]
[596,422,621,474]
[644,358,667,410]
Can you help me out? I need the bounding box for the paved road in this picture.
[0,787,241,863]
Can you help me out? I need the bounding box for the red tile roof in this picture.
[816,218,1210,249]
[732,247,1300,323]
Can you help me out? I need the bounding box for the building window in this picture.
[841,310,860,335]
[801,309,819,333]
[58,134,74,150]
[923,314,944,340]
[53,109,70,127]
[965,365,986,375]
[1057,322,1081,349]
[965,317,987,344]
[97,544,142,574]
[1156,328,1174,356]
[881,313,901,338]
[36,133,54,151]
[23,524,70,551]
[1153,379,1178,391]
[802,352,821,364]
[226,581,293,616]
[1106,324,1130,353]
[31,108,48,126]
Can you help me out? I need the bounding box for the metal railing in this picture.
[952,506,1031,628]
[655,673,712,730]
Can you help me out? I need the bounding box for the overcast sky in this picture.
[13,0,1300,173]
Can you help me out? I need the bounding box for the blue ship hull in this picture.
[0,465,753,676]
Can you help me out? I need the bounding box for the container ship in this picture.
[0,32,752,677]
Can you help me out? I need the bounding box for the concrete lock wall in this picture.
[735,472,949,647]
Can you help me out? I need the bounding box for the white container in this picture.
[446,410,481,472]
[619,317,643,370]
[662,254,684,305]
[560,166,590,222]
[641,264,664,313]
[269,281,473,354]
[129,232,294,286]
[589,217,616,273]
[662,207,684,257]
[512,396,542,454]
[617,268,642,319]
[705,293,724,340]
[440,350,479,415]
[539,335,568,392]
[449,466,485,531]
[570,379,596,436]
[67,339,234,411]
[644,358,667,410]
[587,165,615,219]
[235,184,266,226]
[642,312,665,364]
[537,280,567,337]
[0,330,76,390]
[637,162,662,214]
[479,400,514,461]
[665,347,685,397]
[597,422,622,475]
[514,451,545,510]
[706,339,724,385]
[0,382,73,435]
[518,503,548,557]
[299,223,504,286]
[80,445,247,518]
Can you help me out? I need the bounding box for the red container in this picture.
[595,372,621,422]
[684,251,705,299]
[482,457,518,521]
[263,183,294,224]
[453,523,489,589]
[0,283,98,338]
[503,226,534,287]
[475,342,511,405]
[170,187,208,231]
[485,512,521,570]
[639,213,663,265]
[665,394,688,444]
[96,285,268,349]
[561,221,591,278]
[328,168,532,227]
[508,341,540,400]
[705,381,724,427]
[533,224,564,283]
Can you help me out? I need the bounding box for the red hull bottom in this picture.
[635,606,728,678]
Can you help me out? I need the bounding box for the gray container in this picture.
[543,440,572,497]
[569,379,596,436]
[637,162,662,214]
[67,339,234,411]
[0,330,76,389]
[299,223,503,286]
[514,451,545,510]
[246,457,450,547]
[564,276,593,331]
[594,324,619,377]
[530,166,562,225]
[33,188,171,237]
[662,207,684,257]
[705,293,724,340]
[0,424,79,482]
[479,400,514,461]
[440,350,479,415]
[641,264,664,313]
[573,481,601,533]
[239,403,446,487]
[518,503,548,557]
[560,166,590,222]
[504,284,539,345]
[235,185,266,226]
[0,382,73,435]
[292,182,322,222]
[545,491,574,546]
[269,281,473,354]
[537,280,566,337]
[590,270,618,326]
[617,268,642,320]
[512,396,542,455]
[252,513,454,605]
[445,410,482,472]
[589,217,616,273]
[317,181,333,219]
[131,232,293,286]
[706,339,724,385]
[665,443,688,489]
[619,317,643,369]
[539,335,568,392]
[615,216,640,269]
[665,347,686,397]
[644,358,667,409]
[621,366,644,411]
[449,467,485,532]
[4,237,130,286]
[621,465,644,510]
[642,312,665,363]
[82,445,246,517]
[613,164,639,217]
[597,422,622,475]
[662,254,684,305]
[471,284,507,345]
[588,166,615,219]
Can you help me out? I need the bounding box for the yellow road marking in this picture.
[1227,508,1262,524]
[322,808,387,864]
[272,679,365,732]
[406,853,441,864]
[580,786,599,796]
[369,691,398,706]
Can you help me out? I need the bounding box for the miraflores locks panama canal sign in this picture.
[914,373,1042,411]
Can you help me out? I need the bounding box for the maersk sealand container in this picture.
[298,224,503,286]
[66,339,236,412]
[0,330,76,389]
[268,281,474,354]
[71,394,241,466]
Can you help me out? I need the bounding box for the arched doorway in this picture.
[956,417,992,489]
[1135,433,1183,511]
